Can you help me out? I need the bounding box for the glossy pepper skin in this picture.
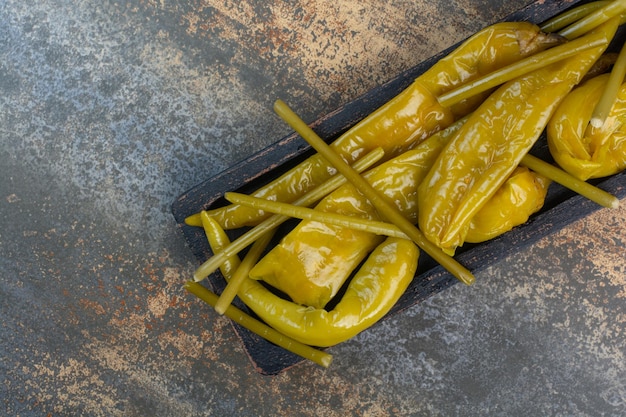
[465,167,550,243]
[548,73,626,180]
[424,117,552,243]
[418,18,618,254]
[203,215,418,347]
[187,22,562,230]
[248,140,443,309]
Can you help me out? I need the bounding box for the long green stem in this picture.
[274,99,475,286]
[541,1,609,32]
[520,154,619,208]
[438,31,609,108]
[192,148,385,282]
[589,41,626,129]
[225,192,408,238]
[184,281,333,368]
[558,0,626,39]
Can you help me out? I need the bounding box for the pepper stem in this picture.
[520,154,619,209]
[558,0,626,39]
[588,40,626,130]
[225,192,409,239]
[540,1,609,33]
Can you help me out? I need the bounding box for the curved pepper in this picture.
[248,143,441,309]
[547,73,626,180]
[465,167,551,243]
[188,22,561,230]
[203,215,418,347]
[418,18,618,254]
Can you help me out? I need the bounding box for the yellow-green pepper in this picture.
[187,22,562,230]
[465,167,551,243]
[418,18,618,254]
[203,214,418,347]
[547,73,626,180]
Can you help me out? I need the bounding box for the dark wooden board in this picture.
[172,0,626,375]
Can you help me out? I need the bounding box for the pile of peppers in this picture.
[185,2,626,356]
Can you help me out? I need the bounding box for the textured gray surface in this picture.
[1,0,625,416]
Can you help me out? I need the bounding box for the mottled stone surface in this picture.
[1,0,625,416]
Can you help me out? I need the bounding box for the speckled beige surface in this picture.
[1,0,625,415]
